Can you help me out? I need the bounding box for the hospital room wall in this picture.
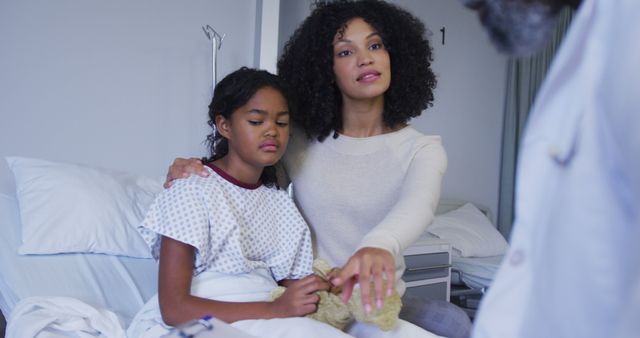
[0,0,267,194]
[278,0,508,223]
[0,0,507,225]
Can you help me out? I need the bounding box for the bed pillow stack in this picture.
[427,203,509,257]
[6,156,161,258]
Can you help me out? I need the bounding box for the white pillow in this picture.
[7,156,161,258]
[427,203,509,257]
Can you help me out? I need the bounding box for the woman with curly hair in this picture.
[166,1,470,337]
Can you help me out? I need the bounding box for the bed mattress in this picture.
[451,255,504,290]
[0,192,158,326]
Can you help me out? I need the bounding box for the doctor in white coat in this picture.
[460,0,640,337]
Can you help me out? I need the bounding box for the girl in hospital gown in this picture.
[128,68,351,338]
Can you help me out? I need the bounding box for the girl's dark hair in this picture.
[203,67,290,188]
[277,0,436,141]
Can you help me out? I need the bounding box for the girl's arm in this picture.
[278,279,298,288]
[158,236,325,326]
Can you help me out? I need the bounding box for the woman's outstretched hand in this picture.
[329,247,395,313]
[164,157,209,188]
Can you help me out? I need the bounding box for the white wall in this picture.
[0,0,506,222]
[277,1,508,221]
[0,0,262,193]
[397,0,508,221]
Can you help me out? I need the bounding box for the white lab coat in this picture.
[472,0,640,337]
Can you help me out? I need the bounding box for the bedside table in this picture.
[403,236,452,301]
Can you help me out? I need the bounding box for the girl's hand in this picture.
[330,247,395,313]
[164,157,208,188]
[271,275,329,318]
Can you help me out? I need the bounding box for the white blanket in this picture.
[126,268,356,338]
[5,271,441,338]
[6,296,126,338]
[126,268,277,338]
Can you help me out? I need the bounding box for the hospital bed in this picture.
[0,157,263,337]
[449,255,504,319]
[0,158,508,335]
[0,195,157,336]
[428,200,509,320]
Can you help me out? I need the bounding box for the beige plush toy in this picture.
[271,259,402,331]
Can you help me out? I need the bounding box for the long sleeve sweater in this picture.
[283,126,447,294]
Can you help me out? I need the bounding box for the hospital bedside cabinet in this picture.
[403,238,452,302]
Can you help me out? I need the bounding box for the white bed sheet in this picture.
[0,192,158,327]
[451,255,504,290]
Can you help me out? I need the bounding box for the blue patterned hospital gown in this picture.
[138,164,313,281]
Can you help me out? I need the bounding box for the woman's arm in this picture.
[163,158,208,189]
[330,247,395,313]
[332,140,447,310]
[164,158,291,190]
[158,236,326,325]
[358,140,447,256]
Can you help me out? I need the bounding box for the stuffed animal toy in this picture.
[271,259,402,331]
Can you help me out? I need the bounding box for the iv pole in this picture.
[201,25,225,91]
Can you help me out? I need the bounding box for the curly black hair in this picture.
[277,0,436,141]
[203,67,290,188]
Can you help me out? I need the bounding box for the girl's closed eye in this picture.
[248,120,263,126]
[336,49,353,57]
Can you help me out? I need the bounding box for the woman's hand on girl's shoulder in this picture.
[330,247,395,313]
[271,275,329,318]
[164,157,209,188]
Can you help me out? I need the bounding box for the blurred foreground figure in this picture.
[460,0,640,337]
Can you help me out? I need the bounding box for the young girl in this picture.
[127,67,355,338]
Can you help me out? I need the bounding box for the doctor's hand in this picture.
[164,157,208,188]
[330,247,395,313]
[271,275,329,318]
